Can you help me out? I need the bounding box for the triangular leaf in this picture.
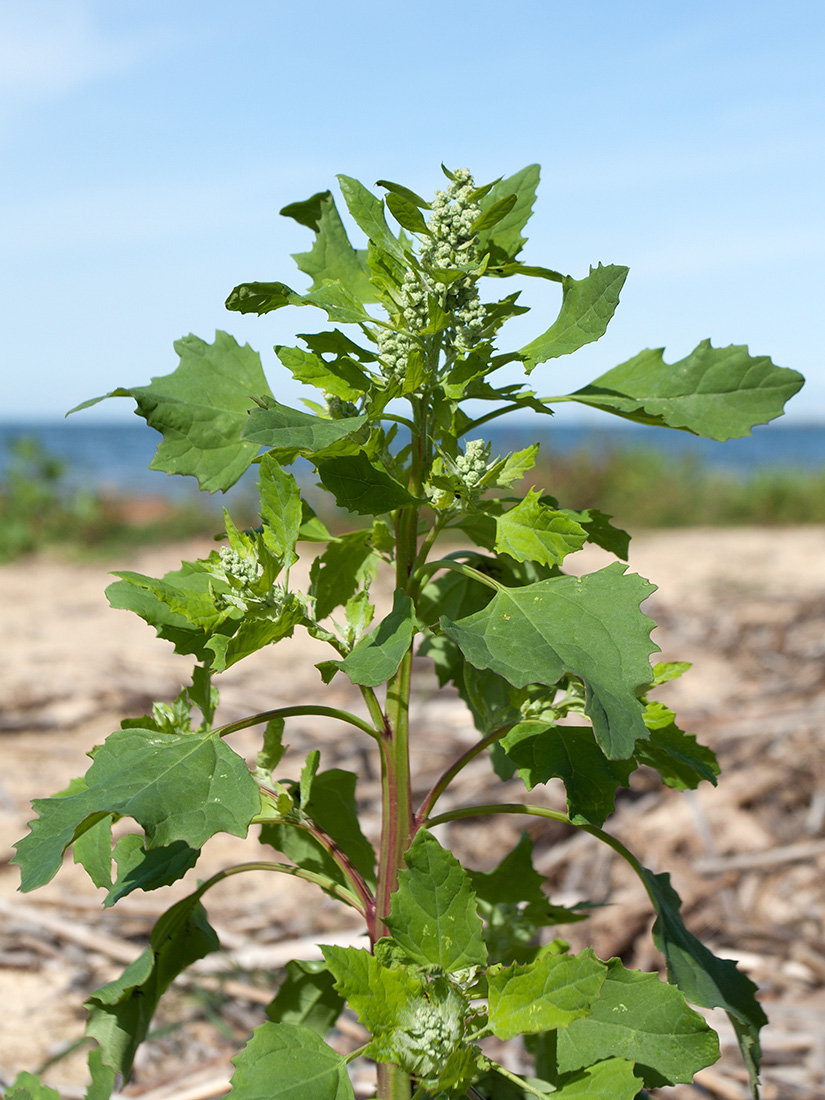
[266,959,345,1037]
[229,1022,355,1100]
[442,563,658,759]
[501,723,633,826]
[14,728,259,890]
[495,490,588,566]
[385,830,487,971]
[555,958,720,1087]
[84,332,270,491]
[241,401,366,452]
[640,868,767,1095]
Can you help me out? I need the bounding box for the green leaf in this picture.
[330,589,416,688]
[86,1047,116,1100]
[275,344,370,401]
[323,947,479,1093]
[441,563,658,759]
[241,400,366,452]
[257,718,287,776]
[337,174,405,262]
[471,193,518,234]
[489,444,540,488]
[569,340,805,439]
[550,1058,641,1099]
[386,190,430,234]
[501,723,633,827]
[562,507,630,561]
[636,702,719,790]
[321,944,423,1038]
[385,829,487,971]
[229,1022,354,1100]
[304,768,376,884]
[86,895,220,1077]
[555,958,720,1087]
[317,451,419,515]
[106,561,231,661]
[475,165,540,263]
[5,1073,61,1100]
[376,179,431,209]
[82,333,270,492]
[267,960,345,1037]
[73,814,113,888]
[469,833,547,907]
[495,490,588,566]
[205,596,304,672]
[225,279,306,315]
[104,834,200,907]
[14,728,259,890]
[280,190,332,230]
[309,529,376,620]
[487,948,607,1039]
[300,281,376,324]
[291,189,375,301]
[520,264,629,372]
[259,452,303,566]
[640,867,766,1093]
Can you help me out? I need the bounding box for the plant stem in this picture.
[413,556,503,593]
[214,704,381,742]
[414,722,521,826]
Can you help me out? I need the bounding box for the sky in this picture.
[1,0,823,426]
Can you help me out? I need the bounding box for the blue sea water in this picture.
[1,419,823,501]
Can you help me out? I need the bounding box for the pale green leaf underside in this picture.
[487,948,607,1039]
[495,490,588,566]
[570,340,804,439]
[386,829,487,971]
[331,589,416,687]
[441,563,658,759]
[321,945,422,1036]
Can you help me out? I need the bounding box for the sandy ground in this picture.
[1,527,824,1099]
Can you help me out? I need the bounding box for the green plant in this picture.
[12,165,803,1100]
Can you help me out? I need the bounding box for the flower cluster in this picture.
[424,438,498,510]
[378,169,487,380]
[454,438,492,491]
[217,546,260,586]
[394,981,466,1083]
[419,168,481,269]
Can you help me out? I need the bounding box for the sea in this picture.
[1,418,823,505]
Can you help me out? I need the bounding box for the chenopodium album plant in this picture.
[12,165,804,1100]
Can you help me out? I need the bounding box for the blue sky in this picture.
[2,0,823,424]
